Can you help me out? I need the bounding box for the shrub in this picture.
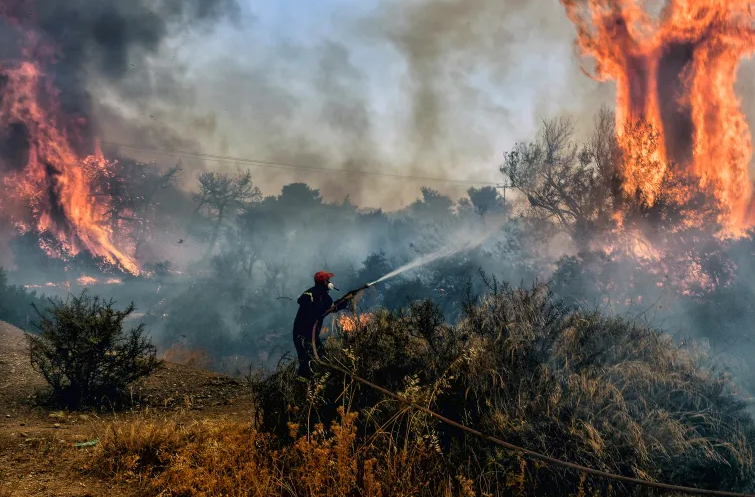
[0,266,44,330]
[26,290,162,409]
[253,283,755,496]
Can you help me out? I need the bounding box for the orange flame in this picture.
[338,314,372,333]
[561,0,755,231]
[76,275,98,287]
[0,19,139,274]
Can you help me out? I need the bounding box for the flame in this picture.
[561,0,755,231]
[76,275,98,287]
[0,15,139,274]
[338,314,372,333]
[25,276,124,289]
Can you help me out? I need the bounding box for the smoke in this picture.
[84,0,610,209]
[0,0,240,155]
[0,0,620,209]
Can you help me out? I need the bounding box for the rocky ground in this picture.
[0,320,255,496]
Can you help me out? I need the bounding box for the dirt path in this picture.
[0,321,255,496]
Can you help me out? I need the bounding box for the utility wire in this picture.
[309,317,755,497]
[101,141,502,187]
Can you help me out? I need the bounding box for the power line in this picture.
[101,141,502,187]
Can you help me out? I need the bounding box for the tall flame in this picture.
[0,23,139,273]
[561,0,755,231]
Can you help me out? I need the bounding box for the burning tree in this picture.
[0,57,141,274]
[501,108,622,251]
[0,5,193,277]
[100,158,183,260]
[560,0,755,232]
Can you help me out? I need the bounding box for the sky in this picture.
[93,0,616,209]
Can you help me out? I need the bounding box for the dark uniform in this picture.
[292,284,347,378]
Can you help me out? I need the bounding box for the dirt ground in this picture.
[0,320,256,496]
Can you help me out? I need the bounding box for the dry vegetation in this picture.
[2,283,755,496]
[82,407,453,496]
[250,284,755,496]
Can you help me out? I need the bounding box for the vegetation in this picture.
[80,285,755,496]
[2,107,755,494]
[25,291,162,408]
[86,408,452,497]
[0,266,44,330]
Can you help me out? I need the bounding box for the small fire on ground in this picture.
[338,314,372,332]
[23,275,123,289]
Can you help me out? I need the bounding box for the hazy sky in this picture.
[96,0,614,209]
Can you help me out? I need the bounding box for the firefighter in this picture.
[292,271,348,378]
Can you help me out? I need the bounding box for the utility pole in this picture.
[496,181,512,219]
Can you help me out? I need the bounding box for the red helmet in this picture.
[314,271,334,284]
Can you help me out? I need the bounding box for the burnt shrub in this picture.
[26,291,162,409]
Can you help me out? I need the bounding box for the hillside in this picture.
[0,320,254,496]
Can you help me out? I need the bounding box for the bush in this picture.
[26,290,162,408]
[0,267,44,330]
[253,283,755,496]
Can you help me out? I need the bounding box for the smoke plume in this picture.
[0,0,239,156]
[96,0,610,208]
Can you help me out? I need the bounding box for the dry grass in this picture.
[82,283,755,496]
[249,283,755,496]
[83,406,482,497]
[161,343,213,370]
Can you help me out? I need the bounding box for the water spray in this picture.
[324,226,497,316]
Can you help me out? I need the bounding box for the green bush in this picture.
[253,283,755,496]
[26,291,162,409]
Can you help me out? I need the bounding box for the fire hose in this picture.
[308,285,755,497]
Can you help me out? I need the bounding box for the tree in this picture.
[192,170,262,256]
[501,108,621,251]
[467,186,506,218]
[0,267,43,330]
[94,159,183,257]
[26,291,161,408]
[132,161,183,259]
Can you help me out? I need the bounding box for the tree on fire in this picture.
[64,153,185,263]
[501,107,725,252]
[501,107,622,252]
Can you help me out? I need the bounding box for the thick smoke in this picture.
[0,0,614,208]
[0,0,239,154]
[124,0,610,208]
